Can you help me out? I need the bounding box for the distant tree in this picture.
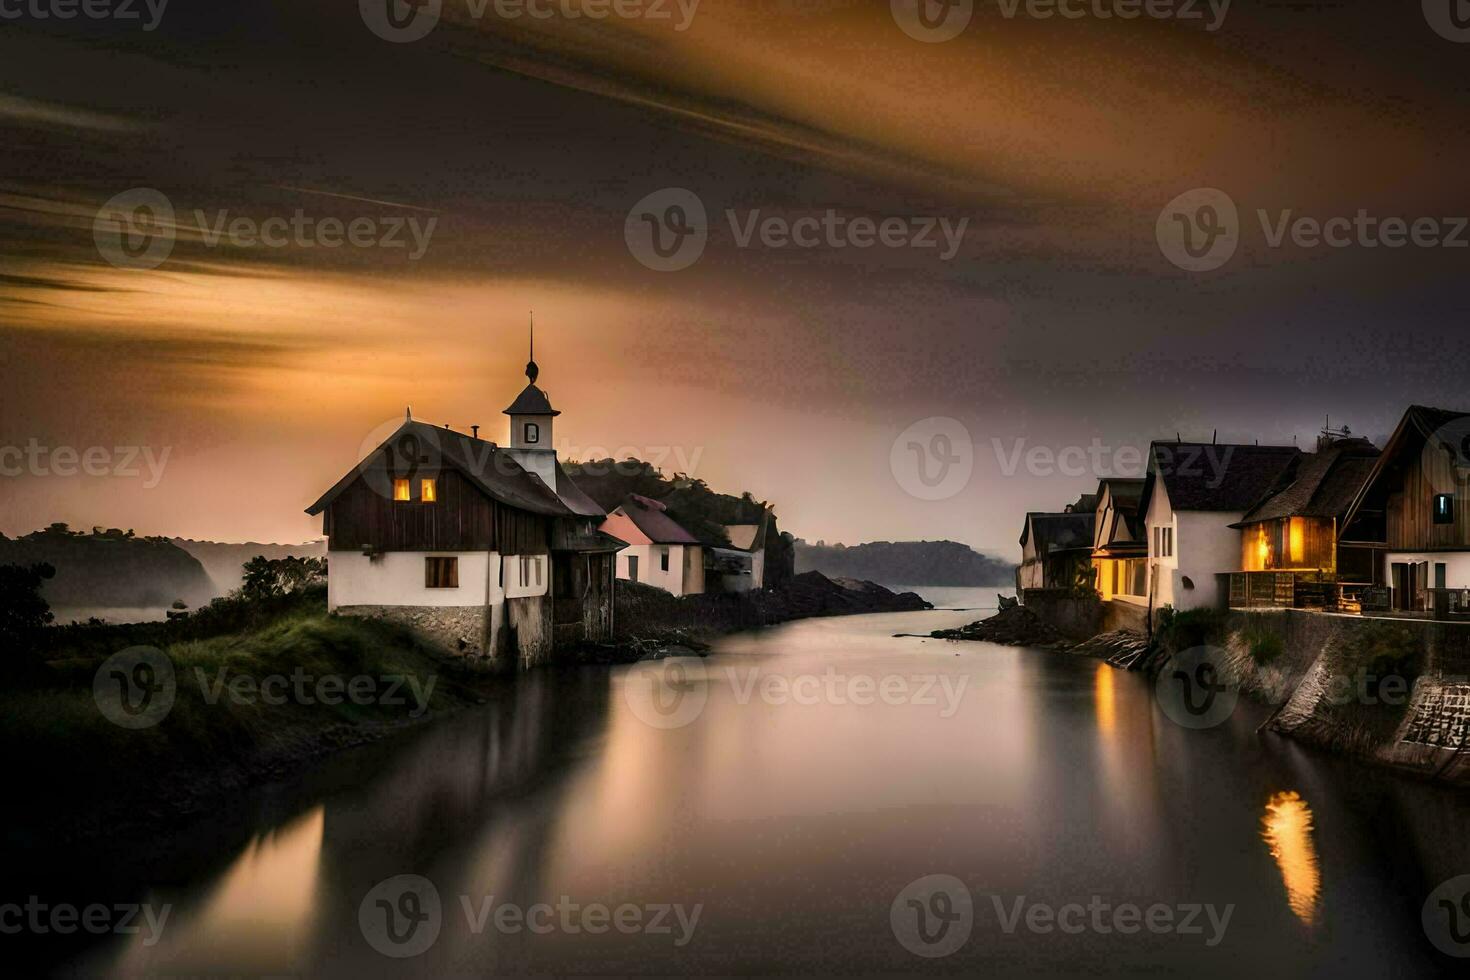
[0,562,56,649]
[240,556,327,602]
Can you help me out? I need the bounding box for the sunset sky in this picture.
[3,1,1469,559]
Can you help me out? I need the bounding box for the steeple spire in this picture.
[526,310,539,384]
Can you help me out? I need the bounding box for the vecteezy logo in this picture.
[1156,188,1239,272]
[890,874,973,958]
[1155,645,1238,730]
[624,188,708,272]
[359,874,443,958]
[1424,0,1470,42]
[891,0,974,43]
[356,415,444,501]
[623,657,709,729]
[94,189,176,270]
[360,0,442,43]
[1423,875,1470,957]
[890,417,974,501]
[93,646,177,729]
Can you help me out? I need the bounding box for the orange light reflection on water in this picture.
[1261,790,1321,926]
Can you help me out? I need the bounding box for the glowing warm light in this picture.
[1261,790,1321,926]
[1094,662,1116,737]
[1289,518,1305,565]
[1256,529,1270,567]
[421,478,437,502]
[393,479,410,501]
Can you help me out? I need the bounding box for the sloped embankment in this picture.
[1148,610,1470,786]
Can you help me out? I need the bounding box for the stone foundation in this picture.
[336,604,492,659]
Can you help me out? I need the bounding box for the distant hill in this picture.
[173,538,327,595]
[0,524,216,608]
[794,539,1016,587]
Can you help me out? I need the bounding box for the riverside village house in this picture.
[306,340,626,670]
[1017,406,1470,628]
[601,494,706,597]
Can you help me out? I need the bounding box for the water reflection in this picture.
[1261,790,1322,926]
[30,599,1468,978]
[1094,662,1116,736]
[109,805,325,975]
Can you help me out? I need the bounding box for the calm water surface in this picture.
[27,592,1469,977]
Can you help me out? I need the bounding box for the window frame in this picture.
[425,556,459,589]
[524,422,540,445]
[393,478,411,502]
[420,478,437,503]
[1433,493,1454,525]
[660,547,670,572]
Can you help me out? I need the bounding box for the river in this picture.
[28,591,1468,977]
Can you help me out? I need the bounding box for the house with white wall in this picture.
[600,494,705,596]
[1339,405,1470,615]
[1140,442,1300,615]
[305,345,623,669]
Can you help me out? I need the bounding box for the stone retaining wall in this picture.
[336,604,492,659]
[1165,610,1470,785]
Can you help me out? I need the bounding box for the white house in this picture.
[1141,441,1300,614]
[305,345,622,669]
[600,494,705,596]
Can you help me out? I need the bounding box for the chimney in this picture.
[471,425,480,439]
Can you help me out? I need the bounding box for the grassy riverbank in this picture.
[2,589,504,844]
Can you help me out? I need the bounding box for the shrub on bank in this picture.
[1154,606,1230,653]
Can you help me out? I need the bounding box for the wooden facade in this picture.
[1239,517,1337,574]
[325,470,549,555]
[1384,449,1470,551]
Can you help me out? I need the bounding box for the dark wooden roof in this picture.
[1021,512,1095,555]
[503,383,560,417]
[552,460,607,518]
[1235,438,1379,525]
[305,420,573,517]
[1142,442,1300,514]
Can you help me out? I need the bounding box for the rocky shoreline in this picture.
[601,572,930,657]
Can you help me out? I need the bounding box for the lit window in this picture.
[425,557,458,589]
[524,422,540,444]
[393,479,411,501]
[421,478,437,502]
[1433,493,1454,525]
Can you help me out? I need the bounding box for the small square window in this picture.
[393,479,411,501]
[1433,493,1454,525]
[420,478,437,502]
[425,557,458,589]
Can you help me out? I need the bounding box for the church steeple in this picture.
[525,311,539,385]
[504,312,560,460]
